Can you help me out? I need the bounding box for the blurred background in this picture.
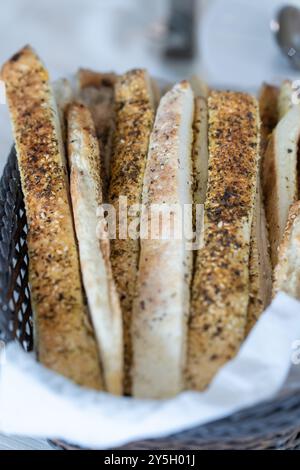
[1,0,300,171]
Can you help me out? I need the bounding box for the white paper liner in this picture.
[0,292,300,449]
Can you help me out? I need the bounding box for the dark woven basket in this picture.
[1,148,300,450]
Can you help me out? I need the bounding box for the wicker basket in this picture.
[1,148,300,450]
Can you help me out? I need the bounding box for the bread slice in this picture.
[186,91,260,391]
[263,105,300,266]
[274,201,300,299]
[67,102,123,395]
[246,180,272,335]
[258,83,279,157]
[1,46,103,389]
[132,81,194,399]
[108,69,155,394]
[77,69,116,194]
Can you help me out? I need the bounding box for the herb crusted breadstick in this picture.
[108,69,155,394]
[186,91,260,390]
[67,102,123,395]
[1,46,103,389]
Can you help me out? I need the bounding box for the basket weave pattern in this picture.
[0,148,32,351]
[1,148,300,450]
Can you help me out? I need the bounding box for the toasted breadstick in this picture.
[108,69,155,394]
[77,69,116,193]
[263,105,300,267]
[132,81,194,399]
[274,201,300,299]
[278,80,294,120]
[259,83,279,157]
[67,103,123,395]
[1,46,103,389]
[186,91,260,391]
[246,181,272,334]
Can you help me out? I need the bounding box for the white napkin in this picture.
[0,292,300,449]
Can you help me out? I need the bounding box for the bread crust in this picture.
[108,69,155,394]
[68,103,123,395]
[1,46,103,389]
[186,91,260,390]
[132,81,194,398]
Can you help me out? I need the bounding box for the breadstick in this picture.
[108,69,155,394]
[1,46,103,389]
[67,102,123,395]
[186,91,260,390]
[132,81,194,398]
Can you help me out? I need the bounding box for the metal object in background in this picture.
[273,5,300,69]
[164,0,196,60]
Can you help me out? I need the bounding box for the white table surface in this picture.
[0,0,296,450]
[0,436,53,451]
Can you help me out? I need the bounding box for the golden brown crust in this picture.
[108,69,155,394]
[186,91,260,390]
[2,46,103,389]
